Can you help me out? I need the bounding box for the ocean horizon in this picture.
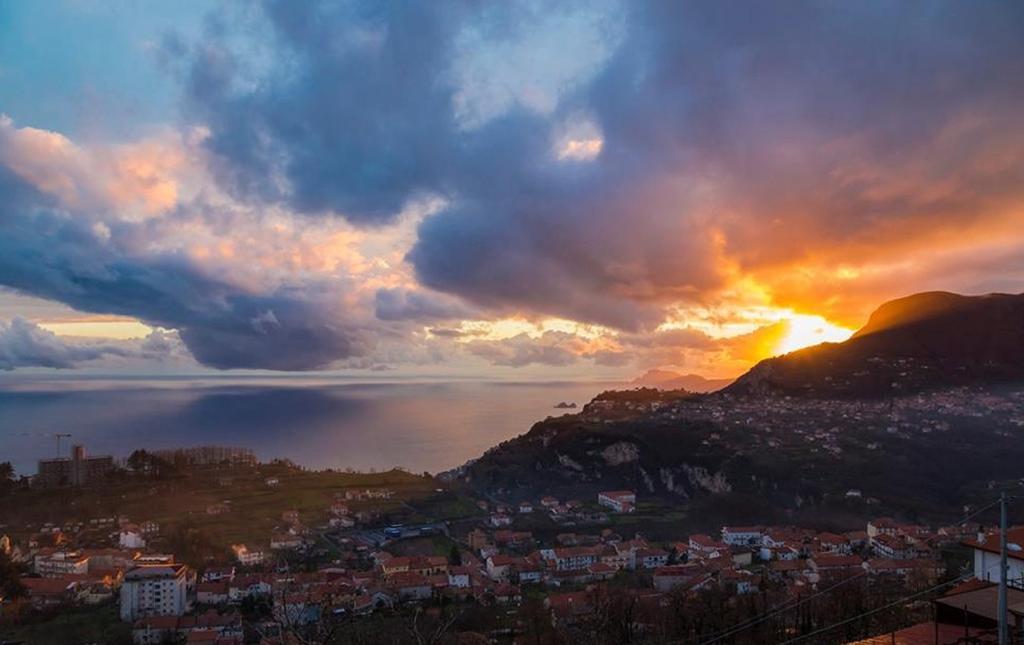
[0,376,619,477]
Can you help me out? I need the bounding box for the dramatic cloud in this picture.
[0,317,180,370]
[0,129,372,370]
[3,1,1024,375]
[374,287,477,323]
[175,0,1024,339]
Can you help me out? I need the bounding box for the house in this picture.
[689,534,727,558]
[545,546,600,571]
[227,575,272,601]
[486,555,517,582]
[540,496,560,509]
[866,558,942,581]
[206,503,230,516]
[867,517,900,538]
[518,501,534,514]
[447,566,472,588]
[231,544,266,566]
[965,527,1024,586]
[120,527,147,549]
[494,529,533,548]
[389,572,433,601]
[21,576,83,608]
[546,590,596,626]
[353,590,395,615]
[132,615,182,645]
[810,554,864,578]
[489,513,512,528]
[652,565,702,592]
[720,568,758,594]
[264,477,279,487]
[196,581,230,604]
[329,515,355,529]
[492,583,521,605]
[871,533,912,559]
[281,510,300,524]
[637,548,669,569]
[380,556,447,578]
[730,546,754,567]
[768,559,814,580]
[518,560,544,584]
[34,549,90,577]
[270,533,303,550]
[721,526,763,546]
[201,567,235,583]
[597,490,636,513]
[816,532,852,554]
[586,562,616,581]
[601,543,635,571]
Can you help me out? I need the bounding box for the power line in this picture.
[778,560,1005,644]
[695,572,870,645]
[691,494,1012,644]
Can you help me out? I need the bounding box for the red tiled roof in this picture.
[963,527,1024,561]
[847,620,993,644]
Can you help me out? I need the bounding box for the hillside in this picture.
[727,291,1024,398]
[454,384,1024,527]
[452,291,1024,527]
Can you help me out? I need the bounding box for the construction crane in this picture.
[54,433,71,458]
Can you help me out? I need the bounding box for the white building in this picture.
[231,544,266,566]
[543,546,600,571]
[721,526,763,546]
[967,528,1024,587]
[34,549,90,577]
[597,490,636,513]
[119,563,191,622]
[119,529,146,549]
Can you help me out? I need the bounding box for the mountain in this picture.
[451,291,1024,529]
[631,369,735,392]
[726,291,1024,398]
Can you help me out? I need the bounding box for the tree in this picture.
[0,549,26,601]
[448,544,462,566]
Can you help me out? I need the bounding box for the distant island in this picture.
[630,369,735,392]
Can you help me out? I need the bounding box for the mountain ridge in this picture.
[451,290,1024,527]
[631,369,735,392]
[726,291,1024,398]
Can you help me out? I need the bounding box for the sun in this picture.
[774,314,853,355]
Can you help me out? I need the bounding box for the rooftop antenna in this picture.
[54,433,71,458]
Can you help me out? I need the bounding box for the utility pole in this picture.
[999,490,1008,645]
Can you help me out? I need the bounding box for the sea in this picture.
[0,376,618,477]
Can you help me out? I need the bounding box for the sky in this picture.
[1,0,1023,380]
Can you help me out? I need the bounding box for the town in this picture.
[1,443,1020,644]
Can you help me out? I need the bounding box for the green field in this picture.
[0,464,443,562]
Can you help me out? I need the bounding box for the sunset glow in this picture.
[0,1,1021,379]
[773,314,854,355]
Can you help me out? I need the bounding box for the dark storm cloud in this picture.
[180,0,466,224]
[374,287,477,322]
[183,0,1024,331]
[0,166,365,370]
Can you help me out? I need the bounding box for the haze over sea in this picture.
[0,377,615,477]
